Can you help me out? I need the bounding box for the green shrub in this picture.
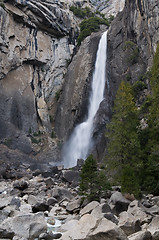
[132,80,147,98]
[31,136,41,144]
[77,17,109,45]
[33,130,42,136]
[55,89,62,101]
[0,0,5,9]
[108,15,114,23]
[70,6,94,18]
[127,47,139,65]
[139,96,152,114]
[3,138,12,147]
[124,41,139,65]
[124,41,135,50]
[51,130,56,139]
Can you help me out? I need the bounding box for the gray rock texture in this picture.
[93,0,159,161]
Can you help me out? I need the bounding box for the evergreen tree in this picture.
[79,154,111,201]
[141,43,159,195]
[107,81,141,197]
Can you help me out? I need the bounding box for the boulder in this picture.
[66,198,81,213]
[51,187,74,202]
[119,211,141,236]
[128,230,152,240]
[60,214,128,240]
[147,216,159,239]
[91,203,112,218]
[0,210,9,224]
[80,201,99,216]
[32,202,49,213]
[0,212,47,239]
[144,205,159,215]
[19,203,32,213]
[109,192,130,215]
[10,197,21,209]
[0,197,11,210]
[13,180,28,191]
[0,227,14,239]
[28,195,38,206]
[46,197,58,206]
[62,170,80,187]
[44,177,54,188]
[104,212,119,225]
[59,219,79,233]
[49,206,68,217]
[128,205,152,225]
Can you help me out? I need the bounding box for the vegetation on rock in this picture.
[70,4,109,45]
[77,17,109,45]
[70,6,94,18]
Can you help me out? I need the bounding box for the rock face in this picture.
[91,0,125,17]
[55,32,102,140]
[0,0,81,163]
[0,0,158,166]
[0,0,78,134]
[92,0,159,161]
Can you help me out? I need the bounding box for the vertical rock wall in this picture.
[91,0,159,162]
[0,0,78,138]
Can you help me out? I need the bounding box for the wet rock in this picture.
[53,232,62,239]
[39,232,54,240]
[47,216,55,226]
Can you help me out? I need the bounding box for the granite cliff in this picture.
[0,0,158,167]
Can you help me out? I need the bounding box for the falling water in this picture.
[63,31,108,168]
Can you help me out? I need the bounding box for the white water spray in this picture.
[63,31,108,168]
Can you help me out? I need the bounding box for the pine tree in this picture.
[79,154,111,201]
[106,81,141,197]
[141,43,159,195]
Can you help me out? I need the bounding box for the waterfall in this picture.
[63,31,108,168]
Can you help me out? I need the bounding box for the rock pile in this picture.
[0,166,159,240]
